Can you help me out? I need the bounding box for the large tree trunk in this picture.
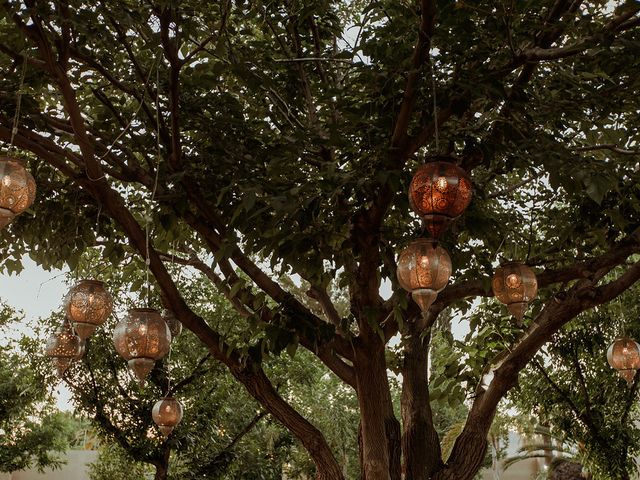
[354,335,400,480]
[153,444,171,480]
[401,325,442,479]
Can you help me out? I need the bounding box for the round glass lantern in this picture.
[607,337,640,386]
[0,156,36,229]
[152,396,183,438]
[397,238,452,313]
[45,321,83,377]
[162,310,182,340]
[64,280,113,339]
[408,159,473,238]
[492,262,538,324]
[113,308,171,384]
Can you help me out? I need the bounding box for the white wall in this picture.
[0,451,98,480]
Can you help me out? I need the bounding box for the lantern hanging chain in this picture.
[145,58,162,307]
[428,49,439,153]
[9,56,28,152]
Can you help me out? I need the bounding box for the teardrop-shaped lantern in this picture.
[492,262,538,325]
[0,156,36,229]
[152,396,183,438]
[607,337,640,386]
[397,238,452,313]
[64,280,113,339]
[45,321,83,377]
[409,159,473,238]
[113,308,171,385]
[162,310,182,340]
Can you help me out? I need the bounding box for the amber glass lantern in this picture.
[152,396,184,438]
[113,308,171,384]
[607,337,640,386]
[0,156,36,229]
[162,310,182,340]
[492,262,538,324]
[64,280,113,339]
[397,238,452,313]
[45,321,83,377]
[408,159,473,238]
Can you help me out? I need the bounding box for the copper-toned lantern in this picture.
[45,321,83,377]
[64,280,113,339]
[607,337,640,386]
[492,262,538,324]
[162,310,182,340]
[152,396,183,438]
[397,238,452,313]
[113,308,171,384]
[409,159,473,238]
[0,156,36,229]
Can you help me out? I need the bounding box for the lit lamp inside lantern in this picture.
[152,396,184,438]
[607,337,640,386]
[45,321,83,377]
[396,238,452,313]
[0,156,36,229]
[64,280,113,339]
[492,262,538,325]
[408,159,473,238]
[113,308,171,385]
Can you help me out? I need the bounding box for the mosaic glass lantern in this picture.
[0,156,36,229]
[113,308,171,384]
[408,159,473,238]
[64,280,113,339]
[607,337,640,386]
[397,238,452,313]
[45,321,83,377]
[162,310,182,340]
[492,262,538,325]
[152,396,183,438]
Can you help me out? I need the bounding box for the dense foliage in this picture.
[0,1,639,479]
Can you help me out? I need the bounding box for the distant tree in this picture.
[514,283,640,480]
[0,303,75,472]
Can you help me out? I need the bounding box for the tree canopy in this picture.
[1,1,640,479]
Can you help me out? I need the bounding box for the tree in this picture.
[0,303,76,472]
[0,1,639,479]
[514,282,640,480]
[26,257,361,480]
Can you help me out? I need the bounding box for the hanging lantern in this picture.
[492,262,538,324]
[64,280,113,340]
[408,159,473,238]
[607,337,640,386]
[0,156,36,229]
[397,238,452,313]
[152,396,183,438]
[162,310,182,340]
[45,321,83,377]
[113,308,171,384]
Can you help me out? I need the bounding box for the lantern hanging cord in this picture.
[428,50,439,153]
[9,55,28,152]
[145,58,162,307]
